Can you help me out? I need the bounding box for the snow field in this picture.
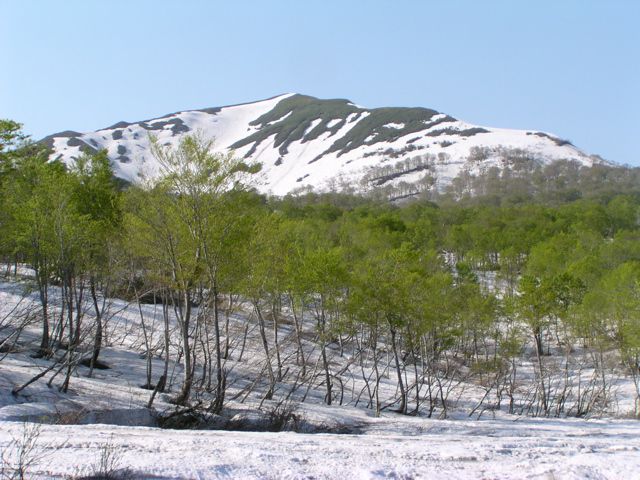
[47,95,595,197]
[1,416,639,479]
[1,272,639,479]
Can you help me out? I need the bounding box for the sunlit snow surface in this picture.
[1,416,639,479]
[2,276,639,479]
[47,94,596,197]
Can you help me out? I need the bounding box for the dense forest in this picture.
[1,119,640,420]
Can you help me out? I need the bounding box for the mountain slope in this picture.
[45,94,597,196]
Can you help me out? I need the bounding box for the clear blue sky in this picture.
[2,0,638,165]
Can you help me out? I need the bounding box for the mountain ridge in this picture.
[44,93,599,197]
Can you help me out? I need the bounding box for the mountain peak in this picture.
[45,94,596,197]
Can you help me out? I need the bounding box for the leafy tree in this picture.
[0,119,27,177]
[70,151,122,370]
[578,262,640,414]
[298,236,348,406]
[125,133,260,407]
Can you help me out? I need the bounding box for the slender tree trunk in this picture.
[255,302,275,400]
[238,323,249,363]
[372,328,381,416]
[60,272,74,393]
[534,326,544,357]
[72,277,85,349]
[534,333,548,414]
[412,349,421,415]
[175,289,193,406]
[161,293,170,391]
[223,293,233,359]
[390,324,407,414]
[210,281,225,413]
[202,307,213,390]
[35,263,50,355]
[318,299,332,405]
[321,341,332,405]
[88,278,103,377]
[273,297,282,381]
[288,293,306,375]
[135,287,153,387]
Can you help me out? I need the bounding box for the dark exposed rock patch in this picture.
[39,130,82,149]
[531,131,573,147]
[425,127,488,138]
[52,130,82,138]
[107,121,132,129]
[197,107,222,115]
[139,117,191,136]
[66,137,99,155]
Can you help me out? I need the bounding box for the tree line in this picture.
[1,120,639,419]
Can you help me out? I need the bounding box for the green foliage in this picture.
[4,119,640,415]
[577,262,640,353]
[0,119,26,156]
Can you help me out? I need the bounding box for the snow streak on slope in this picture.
[45,94,597,196]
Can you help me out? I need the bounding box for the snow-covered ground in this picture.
[1,272,639,479]
[45,94,598,197]
[2,414,639,479]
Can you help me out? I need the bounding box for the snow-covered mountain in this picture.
[44,94,598,196]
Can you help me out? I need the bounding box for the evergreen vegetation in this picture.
[2,122,639,418]
[229,94,452,160]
